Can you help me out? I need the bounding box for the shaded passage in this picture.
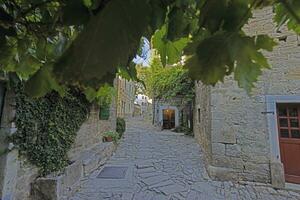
[70,118,300,200]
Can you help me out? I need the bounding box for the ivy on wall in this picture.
[12,84,90,175]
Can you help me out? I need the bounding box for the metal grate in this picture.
[97,166,128,179]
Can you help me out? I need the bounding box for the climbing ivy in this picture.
[12,84,90,175]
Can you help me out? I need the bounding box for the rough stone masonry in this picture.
[193,7,300,188]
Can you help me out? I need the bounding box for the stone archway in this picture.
[158,106,179,129]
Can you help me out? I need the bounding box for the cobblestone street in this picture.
[70,118,300,200]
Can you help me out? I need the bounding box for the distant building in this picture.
[116,77,135,118]
[134,94,152,115]
[133,103,142,117]
[153,96,193,130]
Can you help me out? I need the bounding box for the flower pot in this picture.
[103,136,113,142]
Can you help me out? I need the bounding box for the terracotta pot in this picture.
[103,136,113,142]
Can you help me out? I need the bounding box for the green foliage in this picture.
[0,0,300,95]
[53,0,151,88]
[116,117,126,137]
[13,84,90,175]
[173,126,193,136]
[118,62,139,82]
[0,148,9,156]
[275,0,300,34]
[0,0,80,81]
[84,84,116,107]
[139,54,194,102]
[24,64,66,98]
[184,31,277,92]
[103,131,120,142]
[152,26,189,66]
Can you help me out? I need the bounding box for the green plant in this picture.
[12,84,90,176]
[1,0,299,96]
[84,84,116,107]
[116,117,126,137]
[103,131,120,142]
[0,148,9,156]
[173,126,193,136]
[138,55,194,103]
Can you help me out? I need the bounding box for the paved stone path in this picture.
[70,119,300,200]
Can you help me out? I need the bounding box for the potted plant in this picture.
[103,131,120,143]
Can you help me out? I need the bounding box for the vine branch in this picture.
[278,0,300,24]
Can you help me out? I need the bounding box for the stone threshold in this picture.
[31,142,117,200]
[285,183,300,192]
[238,181,300,193]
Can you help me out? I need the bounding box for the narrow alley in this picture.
[70,118,300,200]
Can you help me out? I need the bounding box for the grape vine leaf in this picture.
[54,0,151,88]
[61,0,90,26]
[274,0,300,34]
[150,0,167,31]
[152,26,189,66]
[24,64,65,98]
[185,31,277,93]
[167,7,191,41]
[198,0,228,33]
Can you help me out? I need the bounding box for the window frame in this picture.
[277,104,300,139]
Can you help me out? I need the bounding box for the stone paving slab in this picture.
[70,118,300,200]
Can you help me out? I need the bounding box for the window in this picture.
[198,108,201,123]
[277,104,300,139]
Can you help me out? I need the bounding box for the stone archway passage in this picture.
[70,118,300,200]
[162,109,175,129]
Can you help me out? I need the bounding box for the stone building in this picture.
[0,86,117,199]
[194,8,300,188]
[116,76,135,118]
[133,103,142,117]
[154,97,193,130]
[134,94,152,115]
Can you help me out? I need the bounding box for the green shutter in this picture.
[99,106,110,120]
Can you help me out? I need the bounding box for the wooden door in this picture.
[163,109,175,129]
[277,104,300,184]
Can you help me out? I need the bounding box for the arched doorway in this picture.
[162,109,175,129]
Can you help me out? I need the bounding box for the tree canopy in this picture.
[137,54,194,102]
[0,0,299,97]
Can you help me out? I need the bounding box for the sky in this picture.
[133,38,151,67]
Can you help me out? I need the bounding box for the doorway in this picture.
[277,104,300,184]
[162,109,175,129]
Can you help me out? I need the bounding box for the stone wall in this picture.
[193,81,212,164]
[14,161,39,200]
[68,101,117,161]
[194,7,300,185]
[0,89,19,200]
[116,77,135,118]
[0,90,117,200]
